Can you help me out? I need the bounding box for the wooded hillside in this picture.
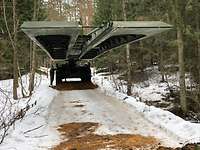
[93,0,200,115]
[0,0,199,117]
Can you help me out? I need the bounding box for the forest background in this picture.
[0,0,199,116]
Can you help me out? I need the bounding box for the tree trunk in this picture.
[29,0,37,96]
[18,61,26,97]
[193,1,200,98]
[122,0,132,96]
[29,44,36,95]
[126,44,132,95]
[158,39,165,82]
[197,26,200,99]
[159,50,165,82]
[59,0,62,16]
[3,0,18,99]
[12,0,18,100]
[175,0,187,112]
[139,42,144,72]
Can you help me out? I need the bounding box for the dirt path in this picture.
[47,83,181,149]
[53,122,158,150]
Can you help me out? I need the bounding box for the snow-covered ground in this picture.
[0,74,59,150]
[0,67,199,150]
[92,68,200,145]
[47,87,180,148]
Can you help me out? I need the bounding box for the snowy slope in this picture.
[0,74,59,150]
[92,70,200,145]
[0,68,199,150]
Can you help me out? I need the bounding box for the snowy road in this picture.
[47,88,180,147]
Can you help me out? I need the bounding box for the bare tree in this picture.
[2,0,18,100]
[139,42,144,72]
[29,0,39,96]
[158,39,165,82]
[58,0,63,16]
[0,86,38,144]
[174,0,187,112]
[122,0,132,96]
[193,1,200,99]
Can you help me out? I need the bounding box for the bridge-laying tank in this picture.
[21,21,172,85]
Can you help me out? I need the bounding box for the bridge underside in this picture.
[21,21,172,62]
[36,35,70,60]
[81,34,145,59]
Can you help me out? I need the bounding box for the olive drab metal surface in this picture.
[21,21,172,61]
